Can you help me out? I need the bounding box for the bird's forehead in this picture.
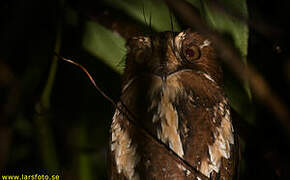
[151,31,211,51]
[130,31,210,53]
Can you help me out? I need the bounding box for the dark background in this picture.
[0,0,289,179]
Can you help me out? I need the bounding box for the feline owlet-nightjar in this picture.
[109,29,239,180]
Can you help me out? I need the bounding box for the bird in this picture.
[108,29,239,180]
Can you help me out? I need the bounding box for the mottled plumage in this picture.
[109,30,239,180]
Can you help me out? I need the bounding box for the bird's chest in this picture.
[120,74,186,147]
[110,72,236,180]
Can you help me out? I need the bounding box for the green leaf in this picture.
[198,0,248,58]
[82,20,127,73]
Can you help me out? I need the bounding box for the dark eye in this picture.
[182,44,201,61]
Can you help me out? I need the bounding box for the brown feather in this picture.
[109,31,239,180]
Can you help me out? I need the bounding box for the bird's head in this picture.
[123,29,222,87]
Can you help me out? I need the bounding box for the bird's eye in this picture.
[182,44,201,61]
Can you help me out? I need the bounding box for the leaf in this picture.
[82,20,127,73]
[200,0,249,59]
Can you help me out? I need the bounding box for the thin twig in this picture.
[55,54,117,108]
